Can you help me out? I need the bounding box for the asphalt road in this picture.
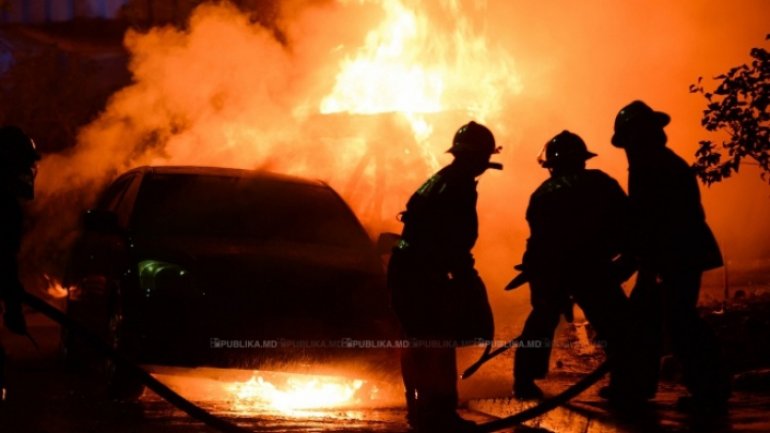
[5,306,770,433]
[0,310,500,433]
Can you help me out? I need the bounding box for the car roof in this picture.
[124,166,327,187]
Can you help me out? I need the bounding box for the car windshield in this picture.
[131,172,371,249]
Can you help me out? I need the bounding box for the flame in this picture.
[314,0,522,228]
[227,373,377,414]
[43,274,68,299]
[321,0,522,140]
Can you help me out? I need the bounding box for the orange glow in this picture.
[145,367,402,420]
[227,373,376,414]
[43,274,68,299]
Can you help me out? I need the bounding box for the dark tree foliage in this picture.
[690,34,770,185]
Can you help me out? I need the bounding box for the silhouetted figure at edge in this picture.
[0,126,39,402]
[513,131,644,402]
[610,101,730,412]
[387,121,497,432]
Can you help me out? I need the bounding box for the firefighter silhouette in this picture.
[387,121,498,432]
[0,126,39,401]
[611,100,730,411]
[512,131,644,401]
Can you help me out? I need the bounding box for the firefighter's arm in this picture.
[1,253,28,335]
[604,176,639,283]
[611,254,638,284]
[508,236,538,291]
[448,256,482,288]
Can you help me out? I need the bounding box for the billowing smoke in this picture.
[24,0,528,311]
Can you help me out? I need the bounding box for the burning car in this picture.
[62,166,399,396]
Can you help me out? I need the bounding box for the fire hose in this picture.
[21,291,608,433]
[477,362,609,432]
[21,291,253,433]
[459,335,609,431]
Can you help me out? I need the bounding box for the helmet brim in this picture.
[446,144,501,155]
[648,111,671,129]
[612,111,670,148]
[540,151,597,168]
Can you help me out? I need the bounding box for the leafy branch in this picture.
[690,34,770,185]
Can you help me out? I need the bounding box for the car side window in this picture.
[114,175,143,227]
[130,174,373,249]
[96,174,141,227]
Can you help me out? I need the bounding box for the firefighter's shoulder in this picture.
[415,173,446,197]
[415,165,469,198]
[532,175,571,197]
[584,168,616,181]
[583,169,624,190]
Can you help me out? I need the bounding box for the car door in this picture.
[65,172,143,331]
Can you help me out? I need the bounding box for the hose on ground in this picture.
[476,362,609,432]
[22,291,254,433]
[22,291,607,433]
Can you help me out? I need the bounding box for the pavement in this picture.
[3,310,770,433]
[0,310,500,433]
[468,376,770,433]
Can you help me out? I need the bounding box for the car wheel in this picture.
[104,284,145,400]
[60,283,97,370]
[60,321,86,369]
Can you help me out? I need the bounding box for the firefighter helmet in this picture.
[448,121,499,156]
[0,126,40,170]
[611,100,670,147]
[1,126,40,199]
[538,130,597,168]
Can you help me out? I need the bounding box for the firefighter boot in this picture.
[405,389,418,428]
[411,392,475,432]
[513,379,544,400]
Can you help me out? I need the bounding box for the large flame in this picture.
[314,0,522,229]
[321,0,521,144]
